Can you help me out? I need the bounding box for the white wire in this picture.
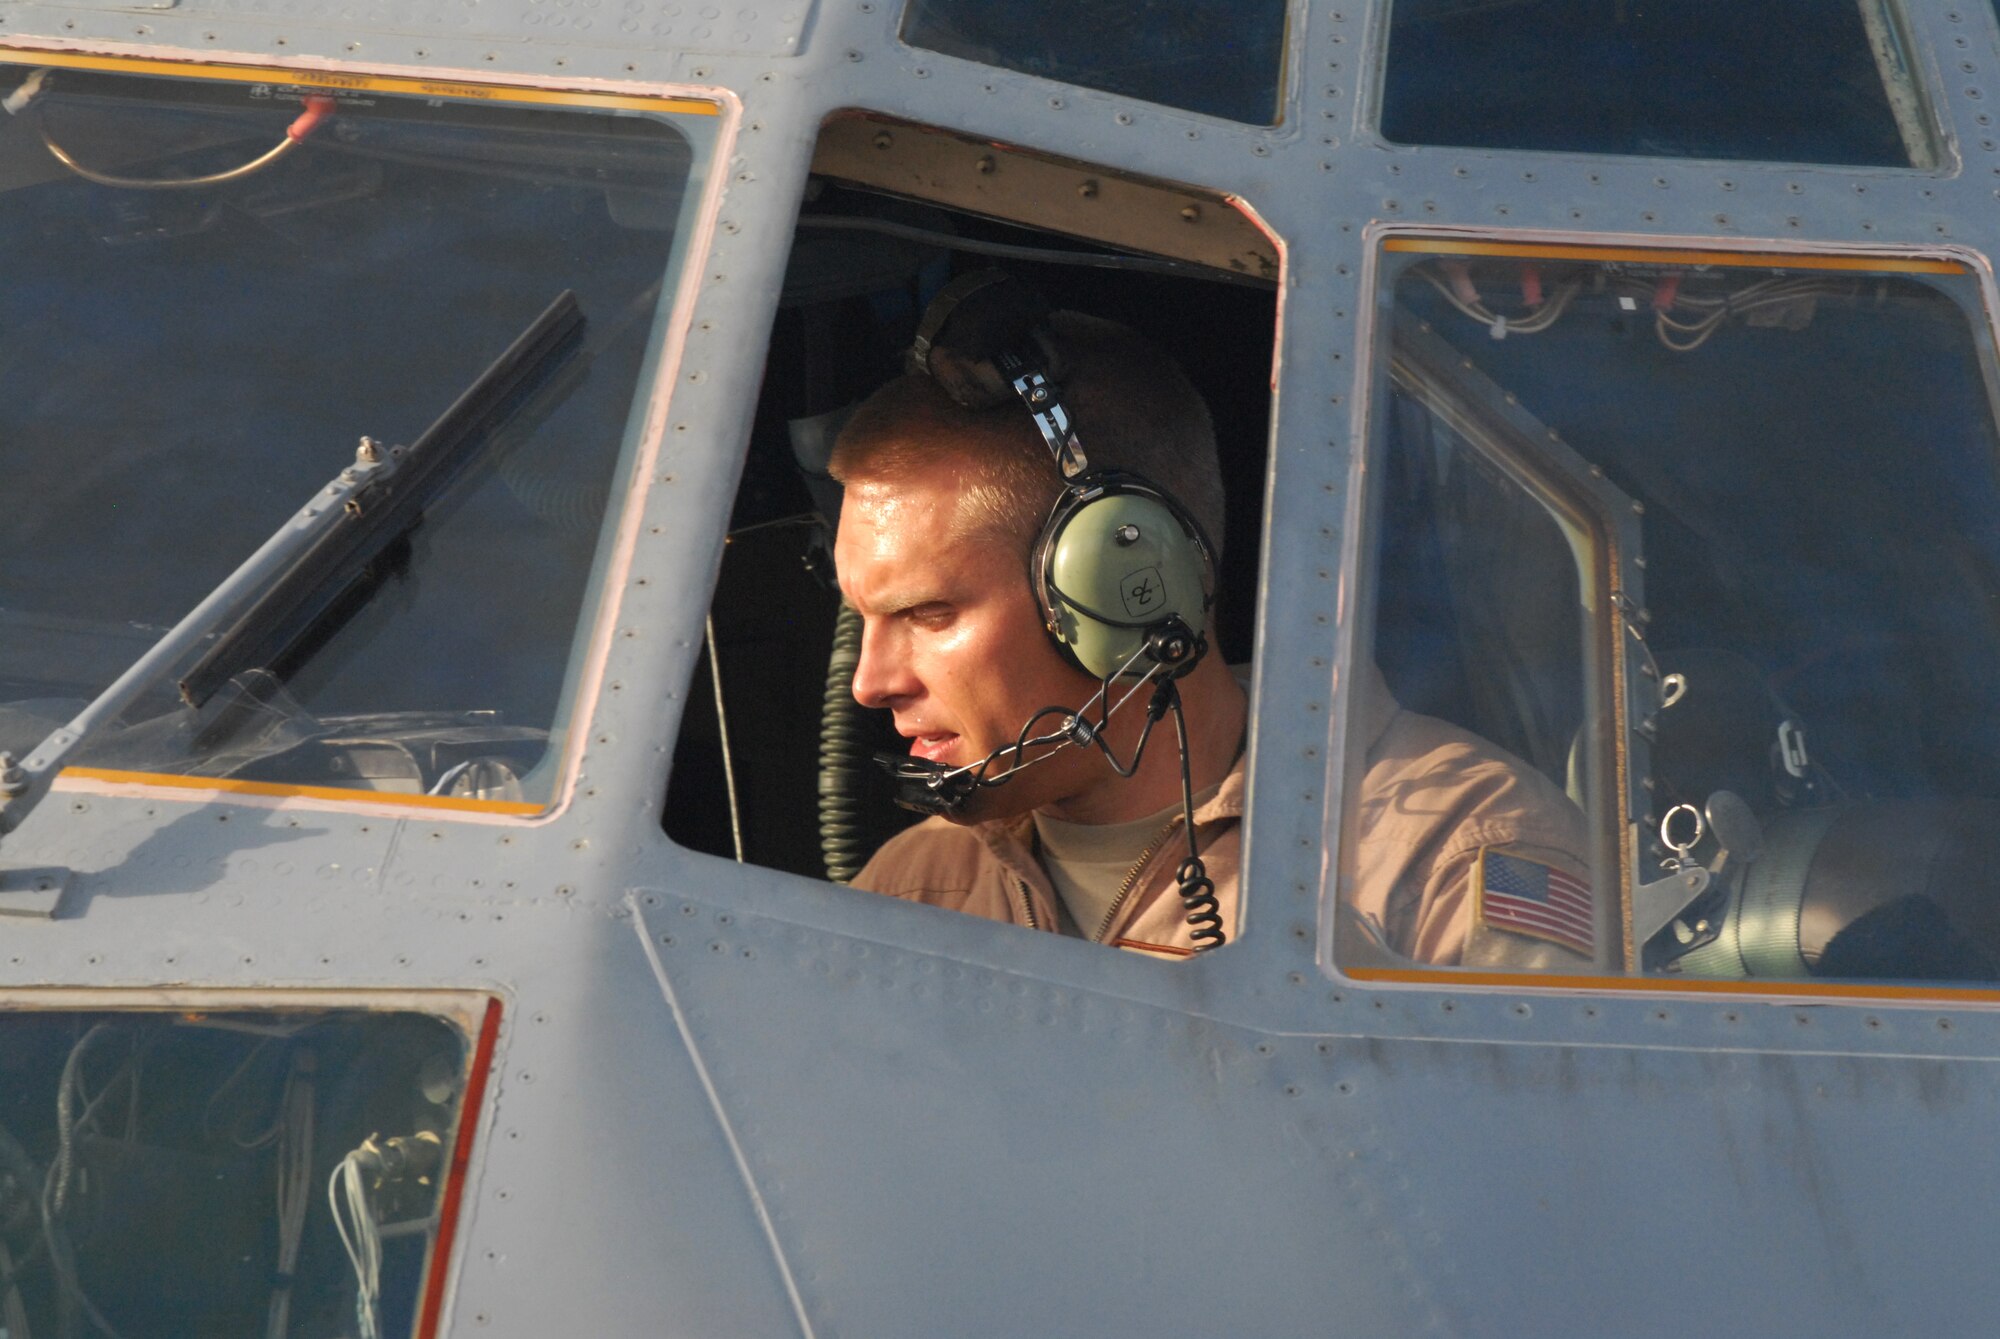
[1423,262,1856,355]
[1415,267,1581,336]
[265,1054,314,1339]
[0,1238,31,1339]
[328,1152,382,1339]
[40,1024,127,1339]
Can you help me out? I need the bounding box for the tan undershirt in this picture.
[1032,781,1222,941]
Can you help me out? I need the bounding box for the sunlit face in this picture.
[835,450,1104,823]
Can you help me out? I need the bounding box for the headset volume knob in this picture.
[1114,524,1141,545]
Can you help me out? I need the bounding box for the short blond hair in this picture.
[829,311,1224,565]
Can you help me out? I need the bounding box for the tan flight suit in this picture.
[853,663,1593,965]
[854,758,1246,960]
[1343,661,1593,967]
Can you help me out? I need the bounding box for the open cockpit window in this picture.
[1343,237,2000,988]
[0,55,715,816]
[664,115,1277,961]
[1381,0,1938,169]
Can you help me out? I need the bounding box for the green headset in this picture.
[908,269,1217,682]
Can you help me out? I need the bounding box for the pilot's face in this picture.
[836,450,1101,822]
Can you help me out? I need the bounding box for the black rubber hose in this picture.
[819,603,872,883]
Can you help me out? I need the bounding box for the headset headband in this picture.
[909,269,1089,478]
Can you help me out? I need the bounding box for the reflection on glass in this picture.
[900,0,1287,125]
[0,1006,479,1339]
[0,63,711,808]
[1348,240,2000,987]
[1344,347,1603,973]
[1381,0,1933,167]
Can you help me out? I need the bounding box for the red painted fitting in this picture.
[1520,264,1544,308]
[287,95,339,142]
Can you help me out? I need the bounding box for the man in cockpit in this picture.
[829,303,1592,964]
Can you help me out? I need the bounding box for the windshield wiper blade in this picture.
[0,436,397,891]
[0,291,583,899]
[179,289,585,709]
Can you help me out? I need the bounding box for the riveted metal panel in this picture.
[33,0,816,55]
[0,0,1997,1333]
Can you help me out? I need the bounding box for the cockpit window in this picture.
[0,58,715,812]
[1380,0,1937,169]
[898,0,1287,125]
[1344,238,2000,987]
[664,119,1277,963]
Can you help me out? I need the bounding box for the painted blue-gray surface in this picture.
[0,0,1997,1334]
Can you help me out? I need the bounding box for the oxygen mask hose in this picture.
[820,604,873,882]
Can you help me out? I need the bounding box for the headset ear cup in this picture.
[1033,506,1091,677]
[1036,476,1214,680]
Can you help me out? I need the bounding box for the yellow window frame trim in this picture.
[56,767,543,816]
[0,46,721,116]
[1384,235,1966,275]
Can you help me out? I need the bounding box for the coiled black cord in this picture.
[819,603,873,883]
[1165,683,1227,951]
[1175,856,1226,949]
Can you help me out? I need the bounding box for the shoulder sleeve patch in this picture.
[1474,847,1595,957]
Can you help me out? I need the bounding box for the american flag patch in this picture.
[1475,849,1595,957]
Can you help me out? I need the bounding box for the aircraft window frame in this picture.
[0,49,730,830]
[1341,230,2000,998]
[660,112,1283,965]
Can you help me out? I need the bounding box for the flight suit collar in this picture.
[973,753,1248,939]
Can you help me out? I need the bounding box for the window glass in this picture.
[900,0,1287,125]
[1381,0,1934,168]
[1345,239,2000,986]
[0,1004,486,1339]
[0,60,714,810]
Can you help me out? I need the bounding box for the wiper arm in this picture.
[0,291,584,897]
[0,434,397,909]
[180,288,585,708]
